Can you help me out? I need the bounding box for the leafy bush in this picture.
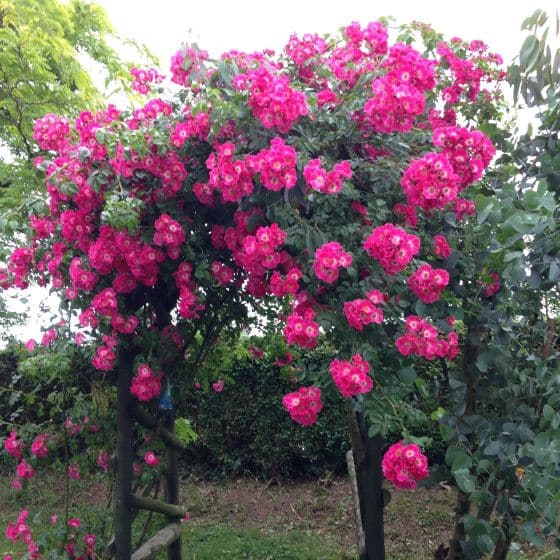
[1,339,446,480]
[181,346,351,479]
[0,343,97,426]
[177,331,450,479]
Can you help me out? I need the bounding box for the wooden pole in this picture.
[129,494,186,518]
[543,318,556,359]
[115,345,135,559]
[151,297,183,560]
[346,450,366,557]
[355,411,385,560]
[130,404,186,451]
[131,523,182,560]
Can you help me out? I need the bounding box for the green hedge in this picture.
[180,348,351,479]
[1,342,445,480]
[178,341,447,479]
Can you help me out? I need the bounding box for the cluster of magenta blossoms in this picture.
[5,509,98,560]
[396,316,459,360]
[433,234,452,258]
[130,66,164,95]
[130,363,162,401]
[482,271,501,296]
[3,416,102,491]
[2,411,173,557]
[381,441,430,489]
[3,19,503,519]
[363,224,421,275]
[282,386,323,426]
[408,264,450,304]
[5,510,43,560]
[303,158,352,194]
[329,354,374,398]
[343,289,385,331]
[313,242,352,283]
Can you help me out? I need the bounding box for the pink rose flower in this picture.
[24,339,36,351]
[144,451,159,467]
[212,380,224,393]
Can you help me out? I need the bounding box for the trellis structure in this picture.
[112,293,187,560]
[112,348,185,559]
[109,342,387,560]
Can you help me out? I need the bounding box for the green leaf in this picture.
[430,407,445,421]
[503,211,540,233]
[414,300,428,316]
[520,521,546,547]
[475,459,492,474]
[549,262,560,283]
[446,446,472,471]
[454,468,476,493]
[483,441,500,456]
[521,9,543,30]
[543,404,554,422]
[247,214,262,233]
[519,35,540,71]
[477,199,494,225]
[175,417,198,445]
[503,251,523,263]
[397,367,416,385]
[475,350,497,373]
[475,534,495,553]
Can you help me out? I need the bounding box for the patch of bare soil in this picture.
[180,475,457,559]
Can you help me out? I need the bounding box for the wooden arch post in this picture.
[114,344,135,559]
[113,340,185,559]
[346,403,386,560]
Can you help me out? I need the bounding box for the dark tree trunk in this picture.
[477,482,496,522]
[491,513,512,560]
[359,431,386,560]
[347,404,385,560]
[491,536,511,560]
[447,322,483,559]
[115,345,135,559]
[447,490,470,559]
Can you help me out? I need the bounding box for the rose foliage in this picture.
[2,16,558,560]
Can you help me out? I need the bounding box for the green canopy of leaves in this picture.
[0,0,153,235]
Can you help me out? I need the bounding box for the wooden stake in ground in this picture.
[163,413,182,560]
[346,450,366,557]
[131,524,182,560]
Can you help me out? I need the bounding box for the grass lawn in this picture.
[181,525,347,559]
[0,471,557,559]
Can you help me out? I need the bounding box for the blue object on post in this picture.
[158,379,173,411]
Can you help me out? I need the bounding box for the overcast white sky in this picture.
[6,0,558,343]
[97,0,558,68]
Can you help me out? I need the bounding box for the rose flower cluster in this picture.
[282,386,323,426]
[0,18,503,509]
[329,354,374,398]
[382,441,429,489]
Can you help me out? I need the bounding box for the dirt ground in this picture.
[4,472,553,559]
[180,475,457,558]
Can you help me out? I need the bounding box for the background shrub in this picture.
[180,346,351,479]
[0,340,446,480]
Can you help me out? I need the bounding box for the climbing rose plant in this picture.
[1,18,508,557]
